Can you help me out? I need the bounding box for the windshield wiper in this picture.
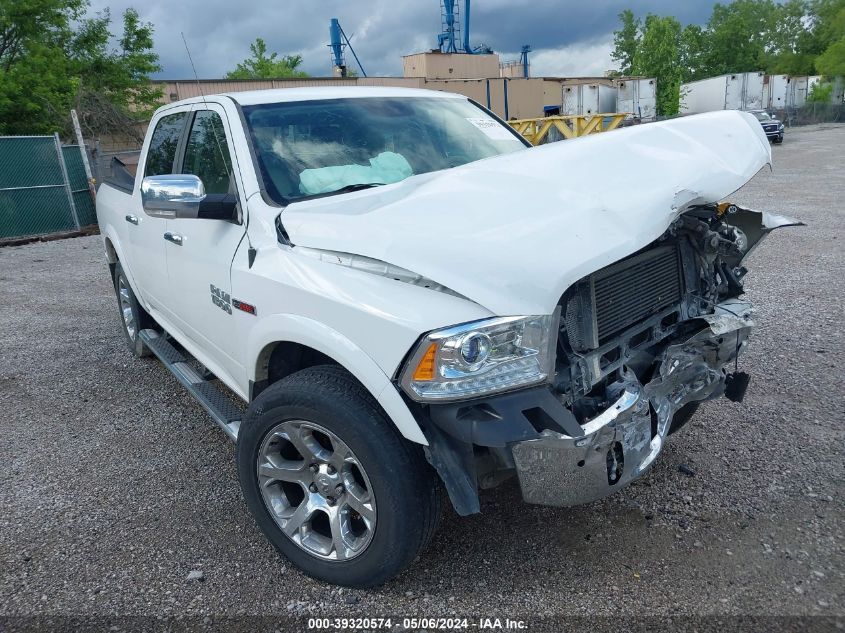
[326,182,386,195]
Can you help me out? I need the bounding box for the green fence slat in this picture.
[0,137,65,189]
[0,136,80,238]
[72,190,97,226]
[0,187,76,238]
[62,145,97,226]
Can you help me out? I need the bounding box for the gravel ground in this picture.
[1,123,843,631]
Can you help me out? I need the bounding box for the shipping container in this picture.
[614,78,657,120]
[764,74,789,110]
[787,76,822,107]
[681,72,765,114]
[561,83,617,116]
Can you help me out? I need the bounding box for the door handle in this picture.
[163,232,183,245]
[125,214,138,225]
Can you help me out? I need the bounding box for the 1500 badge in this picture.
[210,284,232,314]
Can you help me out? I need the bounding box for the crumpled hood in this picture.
[282,110,772,316]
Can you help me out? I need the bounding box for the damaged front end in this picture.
[512,300,753,507]
[421,204,801,514]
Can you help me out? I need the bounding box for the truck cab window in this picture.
[144,112,188,177]
[181,111,233,195]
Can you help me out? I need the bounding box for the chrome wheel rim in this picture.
[117,277,136,339]
[257,420,377,561]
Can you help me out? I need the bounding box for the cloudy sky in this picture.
[87,1,722,79]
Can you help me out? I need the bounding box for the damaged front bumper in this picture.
[514,300,754,506]
[424,300,755,514]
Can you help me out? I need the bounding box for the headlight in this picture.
[399,313,559,402]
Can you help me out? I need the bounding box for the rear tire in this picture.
[113,262,153,358]
[237,365,442,587]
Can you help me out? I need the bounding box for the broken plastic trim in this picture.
[295,246,466,299]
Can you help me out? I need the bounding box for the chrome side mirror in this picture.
[141,174,206,219]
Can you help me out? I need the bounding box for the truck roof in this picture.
[170,86,466,108]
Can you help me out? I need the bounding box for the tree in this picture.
[611,10,640,75]
[806,80,835,100]
[679,24,708,82]
[0,0,85,134]
[816,38,845,74]
[609,0,845,106]
[226,38,308,79]
[0,1,161,137]
[633,15,683,116]
[812,0,845,75]
[69,8,162,139]
[766,0,818,75]
[704,0,776,75]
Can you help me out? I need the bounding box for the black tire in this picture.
[112,262,153,357]
[668,401,700,435]
[774,137,783,144]
[237,365,442,587]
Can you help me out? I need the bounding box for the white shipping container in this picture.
[765,74,789,109]
[681,72,765,114]
[788,76,822,107]
[615,78,657,120]
[726,72,764,110]
[561,83,618,115]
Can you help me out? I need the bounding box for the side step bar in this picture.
[139,329,242,442]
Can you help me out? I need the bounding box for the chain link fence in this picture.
[774,103,845,126]
[0,135,97,240]
[91,147,142,194]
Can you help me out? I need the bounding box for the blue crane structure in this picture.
[519,45,532,78]
[438,0,476,54]
[329,18,367,77]
[328,5,530,78]
[438,1,530,76]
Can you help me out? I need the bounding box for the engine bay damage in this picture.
[420,204,802,515]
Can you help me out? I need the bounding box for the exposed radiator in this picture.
[592,245,682,342]
[562,244,683,351]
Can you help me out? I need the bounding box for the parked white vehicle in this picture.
[96,87,798,587]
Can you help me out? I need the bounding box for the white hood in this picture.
[281,110,772,316]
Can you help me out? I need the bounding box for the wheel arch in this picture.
[102,230,155,322]
[247,314,427,446]
[103,234,118,264]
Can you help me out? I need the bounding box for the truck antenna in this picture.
[181,32,256,267]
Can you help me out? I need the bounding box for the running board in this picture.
[139,329,242,442]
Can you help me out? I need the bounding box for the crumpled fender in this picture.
[726,207,805,264]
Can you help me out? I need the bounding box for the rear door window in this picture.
[144,112,189,177]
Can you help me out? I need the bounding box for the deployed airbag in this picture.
[299,151,413,195]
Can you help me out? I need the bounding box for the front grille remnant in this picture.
[591,245,682,343]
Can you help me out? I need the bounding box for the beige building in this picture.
[402,51,501,79]
[143,49,645,127]
[151,75,630,123]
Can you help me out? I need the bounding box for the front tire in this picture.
[237,365,442,587]
[113,262,153,357]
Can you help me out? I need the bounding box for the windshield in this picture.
[241,97,527,203]
[752,111,772,121]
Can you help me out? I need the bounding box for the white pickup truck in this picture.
[97,86,798,587]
